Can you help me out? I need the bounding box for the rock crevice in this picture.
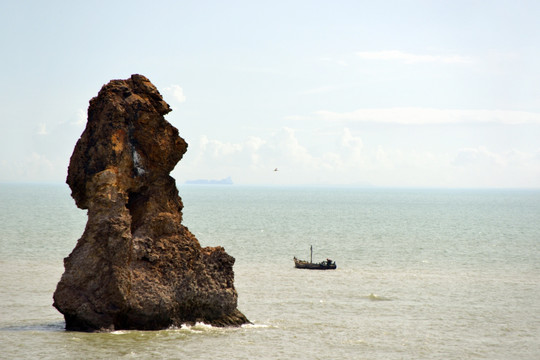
[53,74,248,331]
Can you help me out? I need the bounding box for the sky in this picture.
[1,0,539,187]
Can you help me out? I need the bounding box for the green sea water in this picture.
[1,184,539,359]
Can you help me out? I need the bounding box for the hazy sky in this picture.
[1,0,539,187]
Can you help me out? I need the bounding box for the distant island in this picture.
[185,176,233,185]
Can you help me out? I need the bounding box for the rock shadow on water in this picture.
[0,321,66,333]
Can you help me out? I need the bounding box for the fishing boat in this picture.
[294,246,336,270]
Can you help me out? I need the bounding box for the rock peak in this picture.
[66,74,182,209]
[54,74,248,331]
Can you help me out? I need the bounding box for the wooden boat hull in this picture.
[294,257,337,270]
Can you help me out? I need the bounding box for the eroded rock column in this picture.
[53,74,248,331]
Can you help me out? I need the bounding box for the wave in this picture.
[167,321,270,334]
[362,293,392,301]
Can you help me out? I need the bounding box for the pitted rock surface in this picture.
[53,74,248,331]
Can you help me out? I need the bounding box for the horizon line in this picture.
[1,181,539,191]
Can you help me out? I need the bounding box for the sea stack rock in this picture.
[53,74,248,331]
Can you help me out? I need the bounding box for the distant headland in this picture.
[185,176,233,185]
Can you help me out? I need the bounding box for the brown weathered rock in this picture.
[53,74,249,331]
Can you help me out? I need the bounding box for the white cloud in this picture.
[274,127,315,165]
[164,85,186,104]
[450,147,540,187]
[37,123,49,135]
[245,136,266,151]
[0,152,60,182]
[199,136,242,157]
[340,128,362,150]
[453,147,540,169]
[314,108,540,125]
[173,127,540,187]
[356,50,473,64]
[453,146,505,167]
[245,136,265,165]
[74,108,86,126]
[177,128,323,183]
[338,128,364,167]
[26,152,55,178]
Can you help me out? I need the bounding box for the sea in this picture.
[0,183,539,359]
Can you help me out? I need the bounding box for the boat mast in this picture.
[310,245,313,264]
